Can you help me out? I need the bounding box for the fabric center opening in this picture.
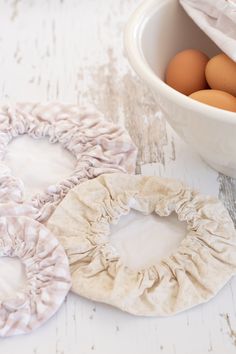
[110,210,187,271]
[4,135,76,199]
[0,257,27,301]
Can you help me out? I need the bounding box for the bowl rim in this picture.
[124,0,236,123]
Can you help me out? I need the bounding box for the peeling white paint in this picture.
[0,0,236,353]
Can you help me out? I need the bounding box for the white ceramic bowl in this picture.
[125,0,236,178]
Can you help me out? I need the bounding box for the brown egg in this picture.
[205,53,236,97]
[189,89,236,112]
[165,49,209,95]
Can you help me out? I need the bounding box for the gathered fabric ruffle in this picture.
[0,216,71,336]
[47,173,236,316]
[0,103,137,222]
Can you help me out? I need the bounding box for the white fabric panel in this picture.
[4,135,75,199]
[0,257,27,301]
[110,210,187,270]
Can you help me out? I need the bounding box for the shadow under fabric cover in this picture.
[47,173,236,316]
[0,216,71,337]
[0,103,137,222]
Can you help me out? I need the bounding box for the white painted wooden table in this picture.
[1,1,236,353]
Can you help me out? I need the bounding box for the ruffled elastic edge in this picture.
[0,216,71,337]
[47,173,236,316]
[0,103,137,222]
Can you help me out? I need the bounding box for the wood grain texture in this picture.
[0,1,236,353]
[219,175,236,227]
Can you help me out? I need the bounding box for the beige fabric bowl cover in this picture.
[47,173,236,316]
[0,103,137,222]
[0,216,71,337]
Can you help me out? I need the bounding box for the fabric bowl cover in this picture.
[0,216,71,337]
[0,103,137,222]
[180,0,236,61]
[47,173,236,316]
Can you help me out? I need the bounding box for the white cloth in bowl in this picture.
[0,103,137,222]
[180,0,236,61]
[47,173,236,316]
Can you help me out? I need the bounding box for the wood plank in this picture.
[0,0,235,353]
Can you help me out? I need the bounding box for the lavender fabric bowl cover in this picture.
[0,216,71,337]
[0,103,137,222]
